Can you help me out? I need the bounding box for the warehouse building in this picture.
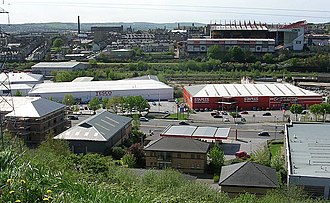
[29,79,173,103]
[31,61,87,76]
[0,72,43,85]
[184,83,322,111]
[285,123,330,199]
[54,111,132,154]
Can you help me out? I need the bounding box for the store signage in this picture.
[244,97,259,103]
[95,91,112,97]
[194,97,209,104]
[272,97,298,102]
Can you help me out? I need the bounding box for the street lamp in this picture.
[324,109,327,123]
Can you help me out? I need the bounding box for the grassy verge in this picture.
[269,140,284,157]
[166,113,189,120]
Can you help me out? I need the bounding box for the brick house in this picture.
[144,137,210,174]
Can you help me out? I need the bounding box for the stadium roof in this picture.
[54,111,132,142]
[0,72,43,83]
[32,61,82,68]
[185,83,320,98]
[160,125,230,140]
[286,123,330,178]
[30,79,172,94]
[210,21,268,31]
[3,97,65,118]
[144,137,210,153]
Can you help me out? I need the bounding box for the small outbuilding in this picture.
[219,162,278,197]
[54,111,132,154]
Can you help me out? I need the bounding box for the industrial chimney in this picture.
[78,16,81,34]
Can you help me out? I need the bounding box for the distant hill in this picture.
[0,22,206,33]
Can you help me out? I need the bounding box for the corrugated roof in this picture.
[4,97,65,118]
[72,77,94,82]
[287,123,330,178]
[32,61,82,68]
[54,111,132,142]
[219,162,278,188]
[0,72,43,83]
[29,79,172,94]
[144,137,209,153]
[185,83,320,97]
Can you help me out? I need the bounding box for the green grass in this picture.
[166,112,189,120]
[269,142,284,157]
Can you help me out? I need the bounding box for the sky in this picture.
[0,0,329,24]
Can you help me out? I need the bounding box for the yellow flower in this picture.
[9,190,15,194]
[20,179,26,184]
[43,197,49,201]
[15,200,21,203]
[6,179,13,184]
[46,189,52,194]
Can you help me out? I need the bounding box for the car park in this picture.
[139,117,149,122]
[262,112,272,116]
[258,131,270,136]
[179,121,190,125]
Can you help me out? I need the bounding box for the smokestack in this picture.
[78,16,81,34]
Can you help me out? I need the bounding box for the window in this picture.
[177,153,181,158]
[191,163,195,169]
[296,41,302,44]
[196,164,201,169]
[177,163,181,168]
[196,154,201,159]
[150,162,153,166]
[191,154,195,159]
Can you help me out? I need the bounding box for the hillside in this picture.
[0,22,205,33]
[0,135,326,202]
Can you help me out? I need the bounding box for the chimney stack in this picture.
[78,16,81,34]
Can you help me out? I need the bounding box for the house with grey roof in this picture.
[54,111,132,154]
[3,97,68,146]
[144,137,210,174]
[219,162,278,197]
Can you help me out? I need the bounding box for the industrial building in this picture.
[31,61,87,76]
[285,123,330,199]
[54,111,132,154]
[29,79,173,103]
[0,72,43,85]
[184,83,322,111]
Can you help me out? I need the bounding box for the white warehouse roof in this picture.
[30,79,172,94]
[0,72,43,84]
[185,83,320,98]
[32,61,82,68]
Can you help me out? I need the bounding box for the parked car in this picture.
[211,111,219,116]
[224,117,230,122]
[152,101,156,106]
[235,150,250,159]
[262,112,272,116]
[67,115,79,120]
[221,111,228,115]
[179,121,190,125]
[139,117,149,122]
[240,111,249,114]
[301,110,309,114]
[258,131,270,136]
[213,114,223,118]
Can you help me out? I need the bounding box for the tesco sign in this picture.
[95,91,113,97]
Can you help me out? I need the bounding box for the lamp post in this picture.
[324,109,326,123]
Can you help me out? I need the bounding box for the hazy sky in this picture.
[0,0,329,24]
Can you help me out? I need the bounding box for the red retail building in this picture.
[183,83,322,111]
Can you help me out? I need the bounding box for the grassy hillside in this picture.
[0,135,326,202]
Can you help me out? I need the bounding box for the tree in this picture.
[290,104,303,121]
[62,94,75,106]
[132,114,140,130]
[52,37,64,48]
[309,104,323,121]
[228,46,245,62]
[107,96,123,113]
[111,147,126,160]
[207,45,222,60]
[88,98,101,114]
[253,146,271,167]
[14,90,22,96]
[121,153,136,168]
[208,145,225,174]
[128,143,145,168]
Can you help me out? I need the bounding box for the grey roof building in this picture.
[54,111,132,154]
[286,123,330,199]
[219,162,278,197]
[31,61,87,76]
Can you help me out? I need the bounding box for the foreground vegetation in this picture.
[0,136,327,203]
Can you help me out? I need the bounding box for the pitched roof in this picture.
[32,61,82,68]
[144,137,209,153]
[54,111,132,142]
[4,97,65,118]
[219,162,278,188]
